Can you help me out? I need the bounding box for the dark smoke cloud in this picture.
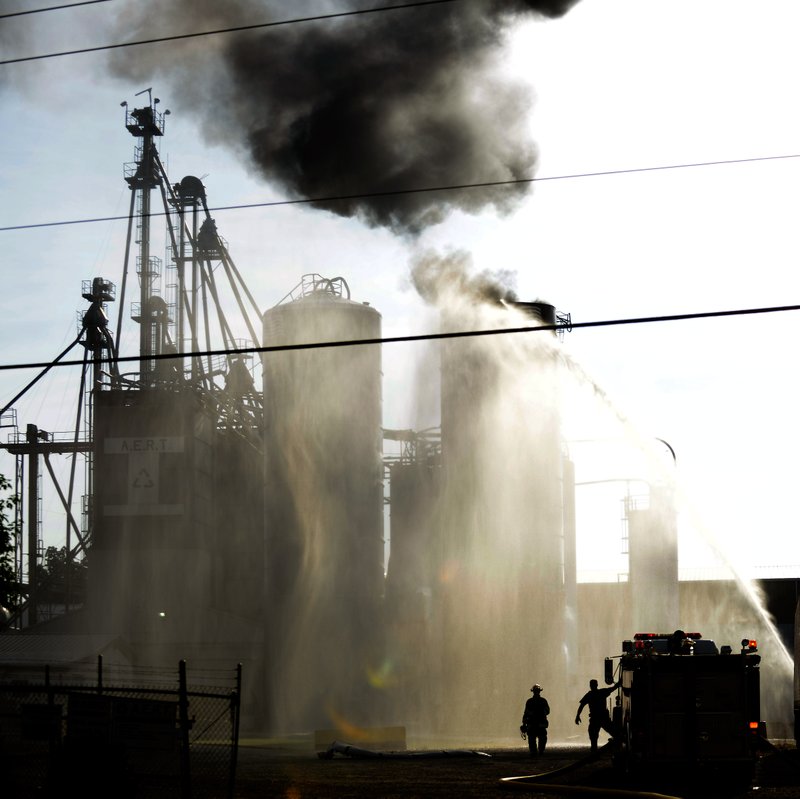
[410,247,518,306]
[110,0,580,235]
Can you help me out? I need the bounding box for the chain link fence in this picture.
[0,658,241,799]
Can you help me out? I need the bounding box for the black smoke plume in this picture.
[110,0,579,235]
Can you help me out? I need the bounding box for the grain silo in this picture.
[434,297,573,737]
[261,275,385,734]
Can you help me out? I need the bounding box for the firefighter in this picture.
[574,679,619,752]
[520,684,550,756]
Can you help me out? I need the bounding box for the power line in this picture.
[2,302,799,375]
[0,0,110,20]
[0,0,459,65]
[2,152,799,233]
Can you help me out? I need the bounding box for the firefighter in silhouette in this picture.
[668,629,690,654]
[520,684,550,756]
[575,679,619,752]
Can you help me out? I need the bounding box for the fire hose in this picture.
[318,740,491,759]
[499,743,682,798]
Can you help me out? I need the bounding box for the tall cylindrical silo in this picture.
[436,298,569,737]
[261,276,384,734]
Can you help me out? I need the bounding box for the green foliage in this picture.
[0,473,19,610]
[38,545,87,603]
[0,474,87,614]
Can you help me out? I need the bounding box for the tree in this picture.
[0,473,19,612]
[38,545,87,605]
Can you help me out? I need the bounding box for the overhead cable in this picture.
[1,302,799,375]
[2,152,798,233]
[0,0,459,65]
[0,0,110,20]
[0,331,85,415]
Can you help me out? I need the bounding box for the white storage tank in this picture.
[261,274,384,733]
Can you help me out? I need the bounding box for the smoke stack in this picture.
[109,0,580,235]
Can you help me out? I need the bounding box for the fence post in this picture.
[227,663,242,799]
[178,659,192,799]
[45,664,58,754]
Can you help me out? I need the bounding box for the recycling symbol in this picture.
[133,469,155,489]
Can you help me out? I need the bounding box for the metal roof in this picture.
[0,633,129,665]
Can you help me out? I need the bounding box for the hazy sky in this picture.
[2,0,800,580]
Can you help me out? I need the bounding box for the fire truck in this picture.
[606,630,764,778]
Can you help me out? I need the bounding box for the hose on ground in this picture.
[499,743,682,798]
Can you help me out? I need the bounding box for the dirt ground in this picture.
[232,739,800,799]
